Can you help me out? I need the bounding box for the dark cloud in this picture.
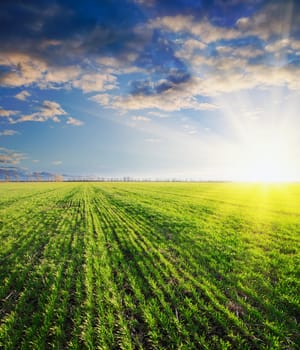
[142,0,267,25]
[1,0,300,64]
[1,0,300,96]
[0,0,144,41]
[0,0,146,65]
[130,68,190,96]
[149,0,207,15]
[130,80,154,95]
[155,70,191,93]
[0,0,272,70]
[131,29,191,95]
[135,30,182,72]
[168,70,190,84]
[155,80,174,94]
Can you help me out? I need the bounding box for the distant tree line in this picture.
[1,174,230,183]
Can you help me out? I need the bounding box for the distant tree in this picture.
[54,174,64,182]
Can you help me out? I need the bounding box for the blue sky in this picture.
[1,0,300,180]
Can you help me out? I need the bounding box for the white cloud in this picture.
[52,160,62,165]
[265,38,300,54]
[15,100,66,123]
[149,15,240,43]
[90,93,111,105]
[39,39,62,49]
[15,90,31,101]
[89,32,300,113]
[0,53,46,87]
[0,107,19,118]
[131,115,151,122]
[291,40,300,51]
[0,129,20,136]
[248,64,300,90]
[0,52,83,90]
[0,147,26,165]
[90,87,218,112]
[182,123,198,135]
[66,116,84,126]
[95,55,141,75]
[215,45,263,58]
[242,108,263,120]
[133,0,155,6]
[236,2,298,40]
[45,66,81,86]
[146,9,300,98]
[72,73,117,93]
[96,56,122,67]
[148,111,170,118]
[1,1,299,122]
[0,52,118,93]
[182,38,206,52]
[0,52,77,90]
[215,46,233,55]
[179,47,300,96]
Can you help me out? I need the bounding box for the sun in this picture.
[236,128,297,183]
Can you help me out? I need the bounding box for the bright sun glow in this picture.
[235,128,297,183]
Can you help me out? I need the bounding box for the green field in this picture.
[0,182,299,349]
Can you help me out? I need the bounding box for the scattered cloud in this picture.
[182,123,198,135]
[72,73,117,93]
[148,16,240,44]
[96,55,142,74]
[0,147,26,165]
[182,39,206,53]
[36,66,82,89]
[14,100,66,123]
[265,38,300,55]
[215,45,263,58]
[131,115,151,122]
[0,0,299,116]
[2,99,84,126]
[66,117,84,126]
[89,94,111,106]
[148,111,170,118]
[243,109,262,120]
[236,1,299,40]
[177,50,300,96]
[15,90,31,101]
[0,53,47,87]
[133,0,156,6]
[0,129,20,136]
[0,107,19,118]
[52,160,62,165]
[0,51,118,93]
[0,1,300,179]
[90,85,218,112]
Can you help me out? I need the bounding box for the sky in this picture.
[1,0,300,181]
